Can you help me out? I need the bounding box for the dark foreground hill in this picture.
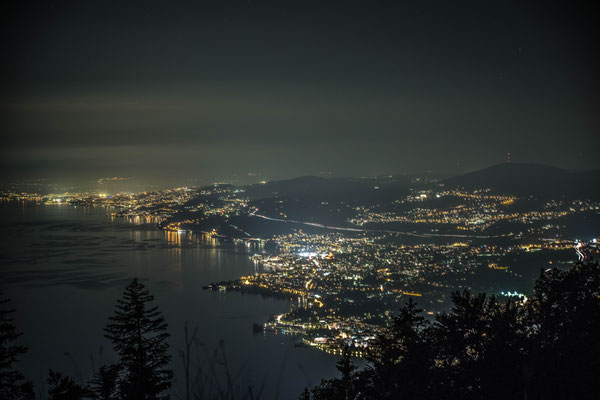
[444,163,600,199]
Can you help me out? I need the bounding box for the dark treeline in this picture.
[1,278,172,400]
[1,261,599,399]
[306,261,600,400]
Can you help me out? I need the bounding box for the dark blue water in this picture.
[0,204,339,399]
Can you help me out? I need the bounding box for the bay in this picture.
[0,203,339,399]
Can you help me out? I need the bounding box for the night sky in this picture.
[1,1,598,188]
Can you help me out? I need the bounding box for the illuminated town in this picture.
[3,172,598,355]
[2,2,598,397]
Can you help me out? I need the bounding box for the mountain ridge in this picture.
[444,163,600,198]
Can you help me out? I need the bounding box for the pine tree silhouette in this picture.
[46,370,91,400]
[336,346,357,400]
[0,294,34,400]
[104,279,173,400]
[90,364,120,400]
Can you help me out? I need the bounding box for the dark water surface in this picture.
[0,204,339,399]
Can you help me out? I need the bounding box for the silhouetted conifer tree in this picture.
[364,298,432,399]
[47,370,91,400]
[430,290,526,399]
[0,294,34,400]
[104,278,173,400]
[525,260,600,399]
[336,346,356,387]
[90,364,120,400]
[311,346,358,400]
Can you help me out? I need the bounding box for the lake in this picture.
[0,203,340,399]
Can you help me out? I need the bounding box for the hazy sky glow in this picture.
[2,1,598,188]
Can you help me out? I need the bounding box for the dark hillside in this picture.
[444,163,600,199]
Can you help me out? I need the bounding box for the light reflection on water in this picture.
[0,204,339,399]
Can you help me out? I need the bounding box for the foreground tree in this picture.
[430,291,527,399]
[89,364,120,400]
[310,346,358,400]
[47,370,91,400]
[104,278,173,400]
[525,261,600,399]
[308,260,600,400]
[0,294,34,400]
[364,298,432,399]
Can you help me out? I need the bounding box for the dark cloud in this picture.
[1,1,598,188]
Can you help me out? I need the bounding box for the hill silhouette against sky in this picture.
[444,163,600,199]
[244,163,600,201]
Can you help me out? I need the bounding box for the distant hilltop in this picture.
[444,163,600,199]
[5,162,598,201]
[243,163,600,200]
